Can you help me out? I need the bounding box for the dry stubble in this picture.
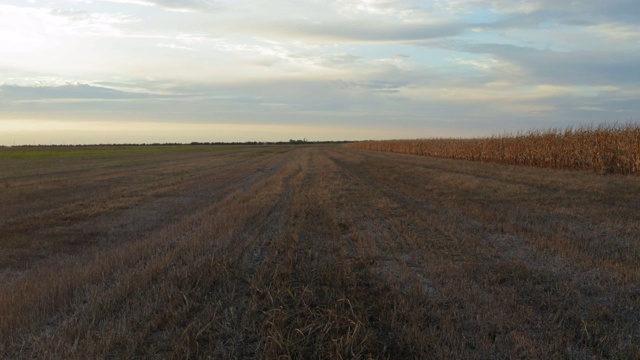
[0,145,638,358]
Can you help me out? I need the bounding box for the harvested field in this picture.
[1,144,639,358]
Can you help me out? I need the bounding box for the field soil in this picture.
[1,145,639,359]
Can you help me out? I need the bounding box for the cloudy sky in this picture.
[1,0,639,144]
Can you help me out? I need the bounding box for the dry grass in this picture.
[1,144,639,358]
[347,123,640,174]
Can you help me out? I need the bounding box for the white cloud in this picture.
[586,23,640,45]
[450,57,495,70]
[156,43,193,50]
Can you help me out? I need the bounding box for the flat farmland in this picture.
[1,145,639,359]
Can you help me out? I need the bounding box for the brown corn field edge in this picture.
[347,123,640,175]
[0,144,638,358]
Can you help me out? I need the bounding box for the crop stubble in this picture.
[0,145,638,358]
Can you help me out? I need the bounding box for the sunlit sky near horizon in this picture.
[1,0,639,145]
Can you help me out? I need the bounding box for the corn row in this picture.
[347,123,640,175]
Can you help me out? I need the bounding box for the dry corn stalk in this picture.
[347,123,640,175]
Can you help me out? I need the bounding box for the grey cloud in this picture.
[338,80,407,94]
[475,0,640,29]
[3,81,308,124]
[444,42,640,86]
[0,84,173,122]
[0,77,405,124]
[598,2,640,23]
[0,84,153,100]
[257,20,465,43]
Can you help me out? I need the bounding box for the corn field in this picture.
[348,123,640,175]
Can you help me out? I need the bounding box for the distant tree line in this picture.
[2,140,355,148]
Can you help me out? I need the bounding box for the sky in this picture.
[1,0,639,145]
